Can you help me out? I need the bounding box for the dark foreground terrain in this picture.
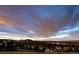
[0,39,79,54]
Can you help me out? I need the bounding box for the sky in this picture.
[0,5,79,40]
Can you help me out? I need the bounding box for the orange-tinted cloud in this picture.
[0,18,16,28]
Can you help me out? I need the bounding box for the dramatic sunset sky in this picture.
[0,5,79,40]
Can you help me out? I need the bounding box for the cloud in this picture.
[0,5,79,38]
[0,18,16,28]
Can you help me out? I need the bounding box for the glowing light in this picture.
[50,34,69,38]
[26,30,37,37]
[56,26,79,35]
